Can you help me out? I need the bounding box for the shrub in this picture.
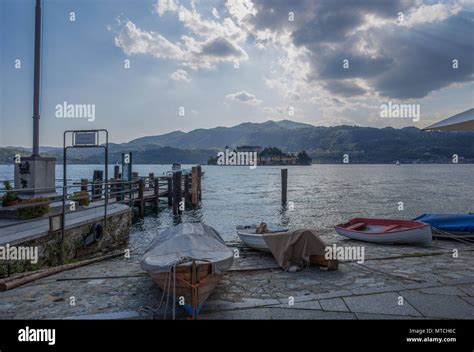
[16,197,49,220]
[73,191,90,207]
[2,181,19,207]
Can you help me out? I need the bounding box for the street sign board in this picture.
[74,131,97,146]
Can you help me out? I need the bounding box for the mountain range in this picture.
[1,120,474,164]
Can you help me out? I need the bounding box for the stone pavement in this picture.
[0,231,473,320]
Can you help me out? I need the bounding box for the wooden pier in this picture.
[94,165,203,217]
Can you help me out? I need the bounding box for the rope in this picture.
[139,268,171,319]
[140,259,211,320]
[432,228,474,246]
[172,263,176,320]
[163,265,172,320]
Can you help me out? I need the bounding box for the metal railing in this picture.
[0,177,169,230]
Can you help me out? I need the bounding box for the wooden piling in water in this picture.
[148,173,154,189]
[191,166,199,206]
[108,165,202,216]
[198,165,202,201]
[80,179,88,192]
[154,177,160,209]
[184,174,190,205]
[172,171,182,215]
[167,176,173,206]
[93,170,103,201]
[281,168,288,204]
[114,165,120,180]
[138,179,145,217]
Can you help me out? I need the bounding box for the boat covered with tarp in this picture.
[414,214,474,241]
[141,223,234,319]
[262,229,334,271]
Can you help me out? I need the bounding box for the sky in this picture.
[1,0,473,147]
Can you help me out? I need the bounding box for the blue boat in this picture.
[414,214,474,240]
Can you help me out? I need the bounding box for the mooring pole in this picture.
[281,168,288,205]
[154,177,160,210]
[32,0,42,157]
[191,166,198,206]
[184,174,190,205]
[172,171,182,215]
[167,176,173,206]
[138,179,145,218]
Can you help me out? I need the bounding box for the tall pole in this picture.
[32,0,41,157]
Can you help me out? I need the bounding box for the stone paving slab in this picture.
[400,290,474,319]
[458,284,474,297]
[64,310,142,320]
[320,298,349,312]
[203,307,356,320]
[343,292,422,317]
[355,313,427,320]
[276,300,322,310]
[419,286,467,296]
[268,308,356,320]
[460,296,474,306]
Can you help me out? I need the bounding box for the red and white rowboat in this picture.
[335,218,432,245]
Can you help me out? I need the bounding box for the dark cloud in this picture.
[324,80,367,97]
[316,51,393,80]
[248,0,316,32]
[250,0,474,99]
[372,13,474,98]
[201,37,243,58]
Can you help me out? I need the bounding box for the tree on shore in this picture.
[296,151,312,165]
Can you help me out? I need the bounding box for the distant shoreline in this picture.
[1,162,473,166]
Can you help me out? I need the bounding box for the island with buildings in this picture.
[208,146,312,166]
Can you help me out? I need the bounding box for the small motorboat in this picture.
[236,223,289,252]
[335,218,432,245]
[141,223,234,319]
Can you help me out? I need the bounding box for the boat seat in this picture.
[346,222,366,230]
[382,224,400,232]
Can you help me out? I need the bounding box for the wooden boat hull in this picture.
[236,231,270,251]
[335,218,432,245]
[236,225,289,252]
[150,261,221,318]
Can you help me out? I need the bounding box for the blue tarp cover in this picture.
[415,214,474,233]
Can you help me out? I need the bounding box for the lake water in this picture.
[1,164,472,252]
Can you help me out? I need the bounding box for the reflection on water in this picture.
[1,164,472,255]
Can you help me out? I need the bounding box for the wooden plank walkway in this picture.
[0,203,130,246]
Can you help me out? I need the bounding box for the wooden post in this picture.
[132,172,139,186]
[167,176,173,206]
[93,170,103,201]
[138,178,145,217]
[154,177,160,210]
[115,178,121,202]
[197,165,202,201]
[80,178,88,192]
[184,174,190,205]
[148,173,154,190]
[172,171,182,215]
[281,168,288,205]
[191,166,199,206]
[114,165,120,180]
[177,171,182,213]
